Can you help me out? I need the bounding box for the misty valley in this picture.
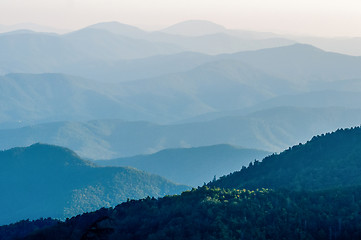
[1,20,361,240]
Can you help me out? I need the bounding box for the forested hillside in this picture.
[210,126,361,191]
[18,186,361,240]
[0,144,188,225]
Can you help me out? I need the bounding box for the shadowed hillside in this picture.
[0,144,188,225]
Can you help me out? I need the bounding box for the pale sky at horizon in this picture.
[0,0,361,37]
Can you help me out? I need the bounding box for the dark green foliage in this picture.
[0,218,59,240]
[0,143,189,225]
[21,186,361,240]
[210,126,361,191]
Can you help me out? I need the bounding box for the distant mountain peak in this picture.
[162,20,227,36]
[0,29,36,36]
[0,23,70,34]
[88,21,144,31]
[243,43,324,54]
[285,43,324,51]
[86,21,147,38]
[3,143,92,168]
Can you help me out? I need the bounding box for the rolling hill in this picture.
[63,28,181,61]
[292,35,361,56]
[87,21,148,39]
[250,90,361,111]
[95,144,270,187]
[0,32,78,75]
[224,44,361,83]
[0,23,69,34]
[161,20,290,40]
[0,73,152,126]
[0,144,188,225]
[161,20,228,36]
[58,51,213,83]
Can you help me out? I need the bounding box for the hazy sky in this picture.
[1,0,361,37]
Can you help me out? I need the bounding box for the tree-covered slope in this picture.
[19,186,361,240]
[96,144,270,187]
[210,126,361,191]
[0,144,188,225]
[0,218,60,240]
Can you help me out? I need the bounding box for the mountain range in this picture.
[0,20,296,76]
[0,73,144,126]
[2,43,361,125]
[1,106,361,159]
[46,42,361,84]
